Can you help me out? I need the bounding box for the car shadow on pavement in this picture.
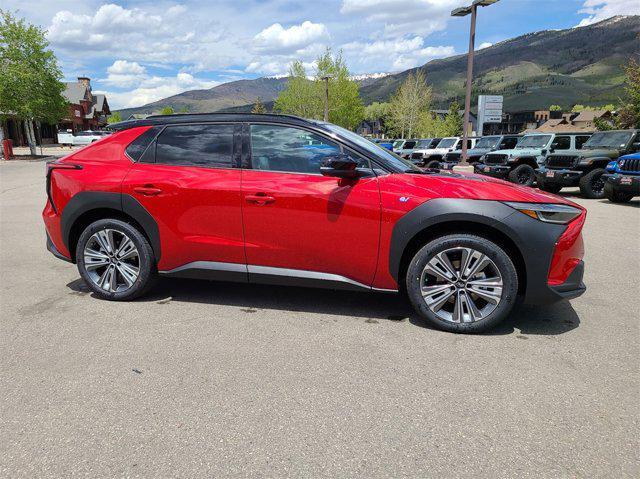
[596,199,639,208]
[66,277,580,336]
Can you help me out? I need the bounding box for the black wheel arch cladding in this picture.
[60,191,161,261]
[389,198,567,304]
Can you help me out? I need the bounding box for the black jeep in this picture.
[536,130,640,199]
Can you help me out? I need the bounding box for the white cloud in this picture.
[478,42,493,49]
[577,0,640,26]
[97,72,220,109]
[342,36,454,72]
[46,3,244,71]
[253,21,329,54]
[340,0,460,37]
[102,60,148,87]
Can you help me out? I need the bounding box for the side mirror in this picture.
[320,153,365,179]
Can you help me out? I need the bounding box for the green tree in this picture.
[274,60,321,119]
[107,111,122,124]
[252,97,266,114]
[549,105,562,111]
[0,10,67,155]
[387,70,432,138]
[159,106,174,115]
[274,49,364,130]
[616,59,640,129]
[364,102,390,122]
[441,101,463,137]
[178,106,189,113]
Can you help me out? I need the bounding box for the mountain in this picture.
[116,16,639,116]
[117,77,288,117]
[361,15,640,111]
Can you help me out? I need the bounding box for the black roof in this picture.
[107,112,318,132]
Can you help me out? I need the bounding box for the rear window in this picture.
[155,124,234,168]
[125,127,162,162]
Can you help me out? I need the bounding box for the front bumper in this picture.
[548,261,586,301]
[475,164,510,178]
[536,167,581,186]
[603,173,640,194]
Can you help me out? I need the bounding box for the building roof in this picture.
[62,82,89,104]
[572,110,610,123]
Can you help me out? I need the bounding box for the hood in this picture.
[465,147,492,156]
[414,147,450,155]
[490,147,542,157]
[389,171,581,207]
[579,148,620,159]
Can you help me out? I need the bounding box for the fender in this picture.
[581,156,614,167]
[60,191,161,260]
[389,198,566,304]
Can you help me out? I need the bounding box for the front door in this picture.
[122,123,245,272]
[240,123,381,288]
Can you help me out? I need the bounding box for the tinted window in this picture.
[552,136,571,150]
[501,137,519,149]
[575,136,591,149]
[155,124,234,168]
[126,126,162,162]
[403,141,417,149]
[250,124,361,174]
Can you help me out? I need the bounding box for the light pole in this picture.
[321,76,331,122]
[451,0,499,171]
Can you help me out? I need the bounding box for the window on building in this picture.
[155,124,234,168]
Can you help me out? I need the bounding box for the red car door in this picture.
[241,123,381,288]
[122,123,245,272]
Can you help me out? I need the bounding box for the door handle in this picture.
[133,185,163,196]
[245,193,275,205]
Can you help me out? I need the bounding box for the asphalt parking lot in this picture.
[1,159,638,478]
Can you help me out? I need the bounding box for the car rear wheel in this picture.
[579,168,606,199]
[508,164,535,186]
[406,234,518,333]
[76,219,157,300]
[604,181,633,203]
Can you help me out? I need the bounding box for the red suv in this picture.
[43,114,586,333]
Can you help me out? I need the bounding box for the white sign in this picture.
[478,95,503,134]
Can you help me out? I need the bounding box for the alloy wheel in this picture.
[591,174,605,194]
[420,247,504,323]
[83,229,140,293]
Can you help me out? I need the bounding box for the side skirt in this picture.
[159,262,397,293]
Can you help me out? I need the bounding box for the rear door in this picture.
[121,123,245,272]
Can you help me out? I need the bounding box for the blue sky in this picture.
[4,0,638,109]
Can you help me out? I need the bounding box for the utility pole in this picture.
[451,0,500,171]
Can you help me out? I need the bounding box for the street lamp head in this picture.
[451,6,472,16]
[473,0,500,6]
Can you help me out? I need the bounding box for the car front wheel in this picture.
[508,164,535,186]
[604,181,634,203]
[406,234,518,333]
[579,168,606,199]
[76,219,157,300]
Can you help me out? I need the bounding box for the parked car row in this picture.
[386,129,639,202]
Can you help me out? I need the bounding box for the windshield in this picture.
[474,136,500,149]
[392,140,404,148]
[437,138,457,149]
[583,131,633,149]
[319,123,420,172]
[416,139,433,148]
[516,135,552,149]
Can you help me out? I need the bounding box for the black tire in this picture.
[579,168,606,199]
[426,160,441,169]
[604,181,633,203]
[537,180,562,194]
[76,219,157,300]
[508,164,535,186]
[406,234,518,334]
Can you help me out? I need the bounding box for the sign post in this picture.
[477,95,503,135]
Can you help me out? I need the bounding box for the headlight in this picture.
[504,202,581,224]
[507,155,517,163]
